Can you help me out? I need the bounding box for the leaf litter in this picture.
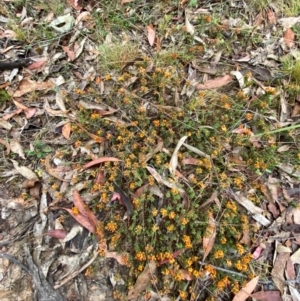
[1,0,300,301]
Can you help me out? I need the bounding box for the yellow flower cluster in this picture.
[235,260,248,271]
[217,276,230,291]
[105,221,117,232]
[168,211,176,219]
[160,208,168,217]
[135,251,146,261]
[236,243,245,255]
[181,217,189,225]
[226,200,237,212]
[205,265,217,279]
[213,250,224,259]
[167,224,175,232]
[182,235,193,249]
[72,206,79,215]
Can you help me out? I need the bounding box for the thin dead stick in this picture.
[54,248,98,289]
[198,261,247,278]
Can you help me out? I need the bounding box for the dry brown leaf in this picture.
[83,157,122,169]
[277,145,290,152]
[284,28,295,48]
[286,258,296,280]
[62,122,71,139]
[73,190,99,228]
[202,213,217,261]
[46,229,68,239]
[146,165,185,195]
[121,0,135,3]
[63,208,95,233]
[140,139,163,164]
[27,59,48,70]
[22,179,38,189]
[127,261,157,300]
[55,91,67,111]
[196,74,233,90]
[169,136,187,177]
[199,191,218,209]
[291,101,300,117]
[10,139,25,159]
[239,227,251,246]
[147,24,155,46]
[267,8,277,25]
[271,252,290,294]
[75,37,87,60]
[63,45,75,61]
[95,170,105,185]
[290,247,300,264]
[11,159,39,181]
[185,13,195,35]
[68,0,82,10]
[3,108,23,120]
[0,138,10,155]
[45,154,70,182]
[251,291,283,301]
[252,246,263,259]
[230,191,270,226]
[13,78,54,97]
[105,250,129,265]
[182,157,201,165]
[98,241,128,265]
[134,184,150,197]
[13,100,37,119]
[232,276,259,301]
[76,11,92,24]
[0,117,13,130]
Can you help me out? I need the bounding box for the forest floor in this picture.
[0,1,300,301]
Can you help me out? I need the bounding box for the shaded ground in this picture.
[1,1,300,301]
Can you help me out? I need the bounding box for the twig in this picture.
[54,247,99,289]
[198,261,247,278]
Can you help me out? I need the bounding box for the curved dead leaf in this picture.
[73,190,99,229]
[63,45,75,61]
[169,136,187,177]
[95,170,105,185]
[63,208,95,233]
[68,0,82,10]
[27,59,48,70]
[11,159,38,181]
[13,78,54,97]
[182,157,200,165]
[128,261,157,300]
[134,184,149,197]
[284,28,295,48]
[185,13,195,35]
[0,138,10,155]
[271,252,289,294]
[196,74,233,90]
[98,241,129,265]
[13,100,36,119]
[232,276,259,301]
[251,291,283,301]
[62,122,71,139]
[0,118,13,130]
[10,139,25,159]
[146,165,185,194]
[46,229,68,239]
[147,24,155,46]
[83,157,122,169]
[202,213,217,261]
